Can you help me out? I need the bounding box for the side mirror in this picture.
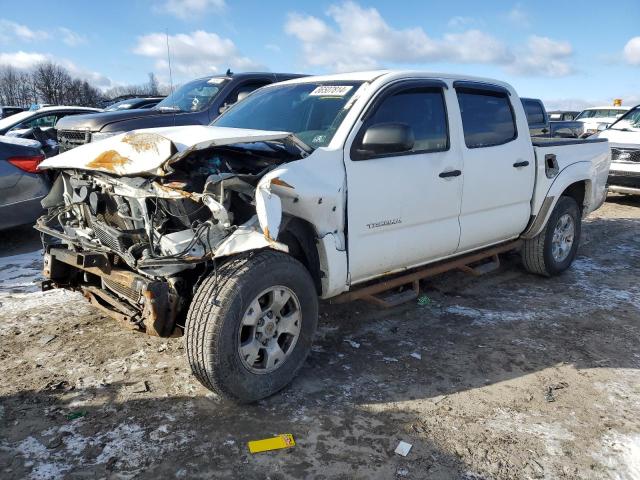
[597,124,609,132]
[355,123,414,159]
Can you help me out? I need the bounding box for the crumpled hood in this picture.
[39,125,296,176]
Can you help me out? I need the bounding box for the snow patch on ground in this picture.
[0,249,43,293]
[593,433,640,480]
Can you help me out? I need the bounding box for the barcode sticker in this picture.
[309,85,353,97]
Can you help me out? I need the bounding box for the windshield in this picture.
[576,109,626,120]
[213,82,364,148]
[154,77,227,113]
[105,99,137,111]
[609,106,640,131]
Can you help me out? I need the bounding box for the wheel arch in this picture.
[523,167,593,240]
[277,216,323,296]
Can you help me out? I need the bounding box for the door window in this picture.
[357,87,449,157]
[24,115,57,129]
[456,89,517,148]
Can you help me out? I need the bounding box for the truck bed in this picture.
[530,136,610,218]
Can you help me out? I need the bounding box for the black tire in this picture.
[185,250,318,403]
[522,195,581,277]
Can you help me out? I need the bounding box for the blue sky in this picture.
[0,0,638,109]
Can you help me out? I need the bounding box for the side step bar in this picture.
[332,240,522,308]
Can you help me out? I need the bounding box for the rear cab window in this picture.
[455,84,517,148]
[521,99,546,126]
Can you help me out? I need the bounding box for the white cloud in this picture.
[623,37,640,66]
[0,51,47,69]
[447,16,478,29]
[284,2,512,72]
[157,0,225,20]
[506,3,530,27]
[0,19,49,42]
[133,30,260,79]
[509,35,574,77]
[58,27,87,47]
[0,50,113,88]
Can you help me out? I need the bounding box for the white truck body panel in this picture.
[39,70,611,298]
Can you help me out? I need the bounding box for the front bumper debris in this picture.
[43,247,179,337]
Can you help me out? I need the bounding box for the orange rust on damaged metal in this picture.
[153,181,198,200]
[271,177,295,189]
[87,150,131,172]
[121,133,162,154]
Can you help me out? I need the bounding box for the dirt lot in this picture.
[1,196,639,480]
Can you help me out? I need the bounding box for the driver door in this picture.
[345,81,463,283]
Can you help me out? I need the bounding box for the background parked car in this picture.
[521,98,583,138]
[593,104,640,195]
[103,97,165,111]
[0,105,100,137]
[575,106,630,137]
[56,71,306,152]
[548,110,579,121]
[0,106,100,158]
[0,135,50,230]
[0,106,25,119]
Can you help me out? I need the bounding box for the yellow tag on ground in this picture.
[248,434,295,453]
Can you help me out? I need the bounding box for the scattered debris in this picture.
[410,352,422,360]
[383,357,399,363]
[127,381,149,393]
[396,467,409,477]
[394,440,413,457]
[38,334,57,346]
[248,434,295,454]
[417,294,431,306]
[344,339,360,349]
[66,411,87,421]
[44,379,73,391]
[545,382,569,402]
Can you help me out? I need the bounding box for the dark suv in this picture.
[56,71,306,152]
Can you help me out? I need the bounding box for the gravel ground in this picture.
[0,195,639,480]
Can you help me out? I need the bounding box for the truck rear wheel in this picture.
[185,250,318,403]
[521,195,581,276]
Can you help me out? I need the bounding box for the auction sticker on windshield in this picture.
[309,85,353,97]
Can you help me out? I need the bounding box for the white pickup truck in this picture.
[37,71,611,402]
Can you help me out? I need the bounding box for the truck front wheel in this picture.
[522,195,581,276]
[185,250,318,403]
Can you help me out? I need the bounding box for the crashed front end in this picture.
[36,128,305,336]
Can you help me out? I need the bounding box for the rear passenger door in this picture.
[345,80,463,282]
[454,83,535,252]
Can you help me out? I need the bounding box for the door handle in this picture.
[541,128,549,134]
[513,161,529,168]
[439,169,461,178]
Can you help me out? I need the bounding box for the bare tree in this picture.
[148,72,159,96]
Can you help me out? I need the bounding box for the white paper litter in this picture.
[394,440,412,457]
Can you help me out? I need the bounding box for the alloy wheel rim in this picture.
[551,213,575,262]
[237,286,302,374]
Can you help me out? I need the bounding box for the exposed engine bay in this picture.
[36,139,305,335]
